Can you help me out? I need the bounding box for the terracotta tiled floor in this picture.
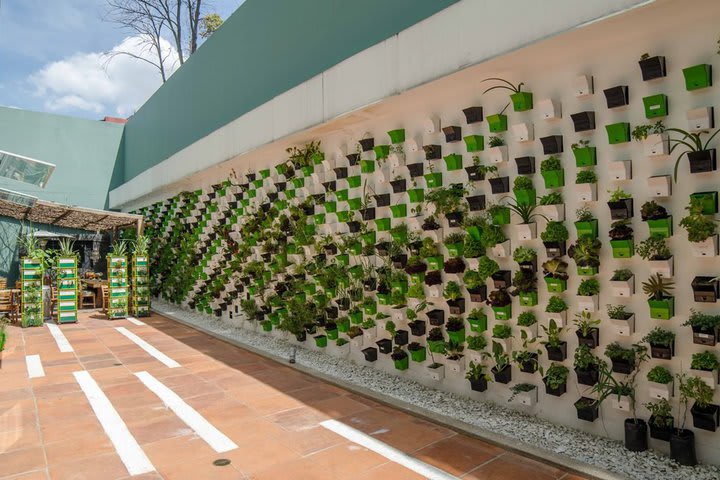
[0,311,588,480]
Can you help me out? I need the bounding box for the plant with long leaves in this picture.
[481,77,526,94]
[501,196,547,225]
[641,273,674,300]
[667,127,720,182]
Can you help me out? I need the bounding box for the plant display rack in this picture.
[132,256,151,317]
[21,258,43,328]
[107,255,129,319]
[56,257,78,324]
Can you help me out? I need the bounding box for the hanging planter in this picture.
[390,178,407,194]
[424,172,443,188]
[603,85,629,108]
[463,135,484,152]
[540,135,563,154]
[511,91,533,111]
[488,176,510,194]
[373,145,390,160]
[388,129,405,144]
[462,106,483,124]
[575,397,599,422]
[487,114,508,133]
[691,403,720,432]
[688,149,717,174]
[359,138,375,152]
[515,156,535,175]
[466,195,485,211]
[570,111,596,132]
[423,144,442,160]
[608,198,633,220]
[442,126,462,143]
[360,159,376,174]
[610,239,634,258]
[390,204,407,218]
[407,162,424,178]
[606,122,631,144]
[643,94,668,119]
[362,347,378,362]
[683,64,712,91]
[444,154,463,171]
[692,276,719,303]
[639,55,666,81]
[408,188,424,203]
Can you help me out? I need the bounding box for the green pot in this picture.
[391,230,407,244]
[514,188,536,206]
[315,335,328,348]
[394,356,409,371]
[336,254,350,266]
[428,339,446,353]
[492,304,512,320]
[260,168,270,179]
[487,114,508,133]
[362,301,376,315]
[425,172,443,188]
[610,239,634,258]
[252,179,263,189]
[301,165,314,177]
[606,122,630,144]
[377,293,392,305]
[388,129,406,144]
[392,279,408,294]
[544,276,567,293]
[447,329,466,344]
[408,188,425,203]
[361,231,376,245]
[519,291,538,307]
[314,213,326,225]
[648,297,674,320]
[409,272,425,284]
[303,283,317,295]
[409,347,427,362]
[373,145,390,160]
[541,170,565,189]
[262,322,273,332]
[349,242,362,255]
[337,318,350,333]
[347,175,362,188]
[361,159,376,173]
[647,216,673,238]
[575,219,598,239]
[325,201,337,213]
[466,226,482,241]
[337,211,352,223]
[577,266,598,276]
[284,189,296,199]
[312,152,325,165]
[375,218,391,231]
[426,256,444,271]
[491,207,511,225]
[573,147,597,167]
[690,192,718,215]
[683,64,712,91]
[350,310,364,323]
[511,91,533,112]
[643,94,668,119]
[444,154,464,171]
[336,189,349,201]
[463,135,484,152]
[348,198,362,210]
[390,204,407,218]
[292,177,305,188]
[275,163,287,175]
[349,265,364,279]
[468,314,488,333]
[446,243,464,258]
[326,328,339,340]
[248,189,257,198]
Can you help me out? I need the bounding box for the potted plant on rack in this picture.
[571,139,596,167]
[671,373,698,465]
[466,257,497,302]
[504,197,543,241]
[444,281,465,314]
[466,361,491,392]
[490,341,512,384]
[481,77,533,112]
[537,192,564,222]
[540,221,568,258]
[683,374,720,432]
[466,333,487,362]
[642,327,675,360]
[607,304,635,336]
[605,342,642,374]
[645,398,674,442]
[544,363,569,397]
[542,258,568,294]
[425,183,468,228]
[637,236,673,277]
[574,344,602,386]
[427,327,446,354]
[576,278,600,312]
[481,224,509,258]
[647,365,674,401]
[667,127,720,180]
[510,269,538,307]
[545,295,568,326]
[609,220,634,258]
[568,236,601,276]
[467,309,488,335]
[512,176,536,206]
[575,169,598,202]
[444,340,465,373]
[641,201,672,238]
[690,350,719,388]
[445,316,466,344]
[680,197,718,257]
[574,207,598,239]
[540,155,564,189]
[513,246,537,273]
[512,330,542,374]
[683,309,720,346]
[541,319,566,361]
[574,311,600,349]
[632,121,667,156]
[391,346,409,371]
[487,202,510,226]
[642,273,674,319]
[486,288,512,320]
[607,188,633,220]
[609,269,634,297]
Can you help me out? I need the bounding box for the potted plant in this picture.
[574,311,600,349]
[513,246,537,273]
[680,197,718,257]
[683,309,720,346]
[540,155,564,188]
[541,319,566,361]
[427,327,446,353]
[642,273,674,319]
[545,295,568,326]
[568,237,601,275]
[489,341,512,384]
[466,334,487,364]
[512,330,541,374]
[517,311,538,338]
[647,365,674,400]
[486,168,510,195]
[466,361,490,392]
[633,121,668,156]
[541,258,568,293]
[667,127,720,179]
[444,339,465,373]
[642,327,675,360]
[444,232,466,258]
[641,200,672,238]
[607,188,633,220]
[609,269,634,297]
[544,363,569,397]
[444,281,465,314]
[537,192,564,222]
[486,289,512,320]
[487,202,510,226]
[576,278,600,312]
[574,344,602,386]
[609,220,634,258]
[607,304,635,336]
[482,77,532,111]
[481,224,510,258]
[571,139,596,167]
[636,236,673,277]
[670,373,698,465]
[605,342,641,374]
[574,207,598,239]
[445,316,466,344]
[510,269,537,307]
[683,375,719,432]
[425,184,467,227]
[540,221,568,258]
[508,383,538,407]
[391,346,409,371]
[690,350,720,389]
[466,257,496,302]
[466,307,487,334]
[512,176,535,206]
[645,398,674,442]
[574,396,599,422]
[691,276,719,302]
[575,169,598,202]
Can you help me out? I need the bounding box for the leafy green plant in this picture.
[492,323,513,339]
[540,319,564,348]
[568,237,601,268]
[545,363,570,390]
[574,344,601,370]
[542,257,568,279]
[488,136,506,147]
[691,350,720,371]
[641,273,674,300]
[540,155,562,172]
[480,225,507,248]
[517,311,537,327]
[575,169,598,184]
[444,232,466,246]
[636,236,672,260]
[540,221,569,243]
[631,121,665,141]
[607,304,632,320]
[575,207,595,222]
[640,200,668,220]
[466,361,490,381]
[513,176,534,191]
[443,281,462,301]
[511,269,536,293]
[425,184,467,216]
[644,398,673,428]
[490,341,510,372]
[604,342,636,362]
[464,236,485,258]
[571,139,591,150]
[608,187,632,202]
[467,335,488,351]
[681,375,715,409]
[574,311,600,337]
[684,309,720,331]
[462,270,483,290]
[545,295,567,313]
[679,197,717,242]
[642,327,675,347]
[538,192,563,205]
[512,246,536,264]
[486,289,511,307]
[647,365,673,384]
[667,127,720,181]
[611,269,633,281]
[419,238,439,258]
[577,278,600,296]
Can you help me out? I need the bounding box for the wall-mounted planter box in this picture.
[603,85,629,109]
[515,188,536,206]
[691,403,720,432]
[492,270,512,289]
[574,74,594,97]
[515,222,537,241]
[515,156,535,175]
[644,133,669,156]
[334,167,348,179]
[577,265,598,276]
[576,183,597,202]
[374,193,391,207]
[606,122,631,144]
[444,154,464,171]
[649,257,674,278]
[468,313,487,332]
[442,126,462,143]
[424,116,440,134]
[463,106,483,124]
[375,218,391,231]
[490,206,511,226]
[390,178,407,194]
[360,159,376,174]
[423,144,442,160]
[489,176,510,194]
[608,198,633,220]
[487,114,508,133]
[692,276,718,303]
[519,291,538,307]
[408,188,424,203]
[575,368,598,386]
[373,145,389,160]
[687,107,714,132]
[427,309,445,326]
[543,240,566,258]
[511,91,533,111]
[688,149,717,174]
[537,98,561,119]
[425,172,443,189]
[692,325,718,347]
[467,195,486,211]
[577,295,598,312]
[546,341,568,362]
[571,111,595,132]
[643,94,668,119]
[407,162,424,178]
[575,398,600,422]
[690,192,718,214]
[647,175,672,198]
[649,297,674,320]
[540,135,563,154]
[487,145,508,164]
[376,338,393,354]
[683,64,712,91]
[651,340,674,359]
[492,239,511,258]
[609,160,632,181]
[359,138,375,152]
[544,276,567,293]
[639,55,666,81]
[610,277,634,297]
[388,129,405,144]
[362,347,377,362]
[610,315,635,337]
[610,239,634,258]
[492,304,512,320]
[463,135,484,152]
[646,215,673,238]
[512,122,534,142]
[573,146,596,167]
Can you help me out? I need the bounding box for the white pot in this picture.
[466,258,480,270]
[487,145,508,164]
[537,204,565,222]
[426,364,445,381]
[465,350,484,365]
[687,107,714,132]
[335,342,350,355]
[649,257,674,277]
[573,74,593,97]
[612,395,631,412]
[514,387,538,407]
[515,223,537,241]
[388,153,405,169]
[445,356,465,374]
[519,323,538,339]
[511,122,534,143]
[537,98,561,119]
[428,285,443,298]
[608,160,632,181]
[609,277,634,297]
[491,239,511,258]
[546,311,567,327]
[363,326,377,343]
[644,133,669,157]
[392,310,405,323]
[694,369,717,390]
[691,235,719,257]
[576,183,597,202]
[577,295,598,312]
[647,175,672,197]
[494,338,513,353]
[350,336,364,348]
[610,314,635,336]
[422,230,442,242]
[648,381,673,400]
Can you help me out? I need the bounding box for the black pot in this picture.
[545,342,568,361]
[409,320,426,337]
[519,258,537,274]
[407,162,424,178]
[425,271,442,286]
[427,309,445,326]
[540,135,563,155]
[390,179,407,193]
[576,328,600,349]
[346,154,360,166]
[491,270,512,289]
[489,176,510,194]
[324,245,338,255]
[334,167,348,179]
[376,338,392,354]
[245,173,256,182]
[465,195,486,212]
[688,149,717,174]
[442,126,462,143]
[325,306,338,319]
[447,298,465,315]
[321,181,335,192]
[391,254,408,269]
[348,221,361,233]
[423,144,442,160]
[360,208,376,221]
[692,276,719,302]
[312,193,325,204]
[691,402,720,431]
[374,193,391,207]
[446,211,464,228]
[650,341,674,360]
[603,85,629,109]
[363,278,377,291]
[394,330,409,346]
[639,55,666,81]
[468,285,487,303]
[625,418,648,452]
[670,429,697,466]
[570,111,596,132]
[649,416,673,441]
[543,377,566,397]
[514,156,535,175]
[692,325,718,346]
[543,241,566,258]
[359,138,375,152]
[520,353,538,373]
[607,198,633,220]
[465,165,484,182]
[444,259,465,274]
[575,368,600,386]
[295,331,307,342]
[463,106,483,124]
[611,358,635,374]
[362,347,378,362]
[492,365,512,384]
[575,397,599,422]
[469,377,488,392]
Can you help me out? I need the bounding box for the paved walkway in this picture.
[0,311,587,480]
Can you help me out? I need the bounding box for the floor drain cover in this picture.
[213,459,231,467]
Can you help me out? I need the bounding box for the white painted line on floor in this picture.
[46,323,74,352]
[73,370,155,476]
[115,327,180,368]
[320,419,459,480]
[134,371,238,453]
[127,317,146,326]
[25,354,45,378]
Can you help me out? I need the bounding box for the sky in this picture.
[0,0,244,120]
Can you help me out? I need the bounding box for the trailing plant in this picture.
[642,326,675,347]
[577,278,600,296]
[636,236,671,260]
[545,295,567,313]
[641,273,674,300]
[508,383,536,403]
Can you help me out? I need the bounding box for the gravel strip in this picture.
[152,299,720,480]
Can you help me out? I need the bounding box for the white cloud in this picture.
[28,35,179,118]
